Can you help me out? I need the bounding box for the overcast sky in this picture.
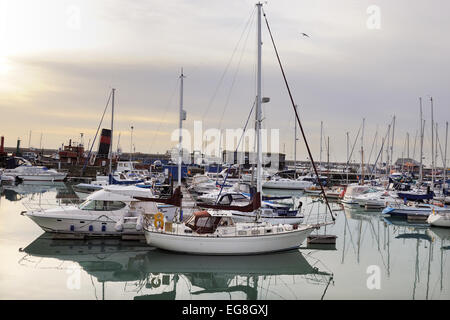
[0,0,449,165]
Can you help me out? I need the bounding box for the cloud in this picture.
[0,0,449,164]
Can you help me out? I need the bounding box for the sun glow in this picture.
[0,56,12,75]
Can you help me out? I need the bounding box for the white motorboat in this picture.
[263,177,313,190]
[341,184,381,205]
[382,203,450,219]
[188,174,230,194]
[4,161,67,182]
[23,185,178,237]
[324,186,345,200]
[143,210,316,255]
[297,173,328,186]
[427,211,450,227]
[304,185,323,195]
[354,190,399,209]
[72,171,153,199]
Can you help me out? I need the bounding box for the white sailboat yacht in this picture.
[142,3,332,255]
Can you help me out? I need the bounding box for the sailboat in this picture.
[142,3,331,255]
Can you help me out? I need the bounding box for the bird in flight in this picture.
[300,33,310,38]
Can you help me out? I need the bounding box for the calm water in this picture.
[0,182,448,300]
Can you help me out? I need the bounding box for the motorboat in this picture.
[354,190,399,209]
[297,173,328,186]
[341,184,381,205]
[3,158,67,182]
[382,203,450,219]
[23,185,178,237]
[304,185,323,195]
[324,186,345,200]
[262,176,313,190]
[427,211,450,228]
[188,174,231,194]
[72,171,149,199]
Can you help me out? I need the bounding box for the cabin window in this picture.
[218,217,234,227]
[79,200,126,211]
[218,195,232,205]
[231,194,246,201]
[196,217,214,228]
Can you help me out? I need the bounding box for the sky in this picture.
[0,0,449,165]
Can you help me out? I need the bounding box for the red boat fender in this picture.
[339,186,347,198]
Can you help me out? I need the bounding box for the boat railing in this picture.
[143,212,302,237]
[22,198,83,212]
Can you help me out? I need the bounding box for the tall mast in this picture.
[390,115,396,174]
[361,118,365,184]
[294,105,297,178]
[346,131,349,184]
[117,132,121,153]
[320,120,323,173]
[431,97,435,190]
[256,2,263,197]
[436,123,439,171]
[327,136,330,172]
[444,121,448,192]
[385,123,391,179]
[109,88,115,176]
[178,69,186,187]
[407,132,410,160]
[419,97,423,183]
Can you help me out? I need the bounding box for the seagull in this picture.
[300,33,310,38]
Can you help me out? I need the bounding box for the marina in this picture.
[0,0,449,305]
[0,182,448,299]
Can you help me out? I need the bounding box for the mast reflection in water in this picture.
[19,234,334,300]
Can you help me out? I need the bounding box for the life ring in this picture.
[151,277,161,288]
[154,212,165,229]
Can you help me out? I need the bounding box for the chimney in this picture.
[98,129,112,158]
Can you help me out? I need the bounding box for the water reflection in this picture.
[19,234,334,300]
[341,203,449,300]
[0,181,74,202]
[2,187,449,299]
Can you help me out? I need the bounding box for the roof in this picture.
[87,189,135,202]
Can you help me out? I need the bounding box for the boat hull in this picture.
[17,173,67,181]
[427,213,450,228]
[25,212,143,236]
[144,226,314,255]
[262,180,312,190]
